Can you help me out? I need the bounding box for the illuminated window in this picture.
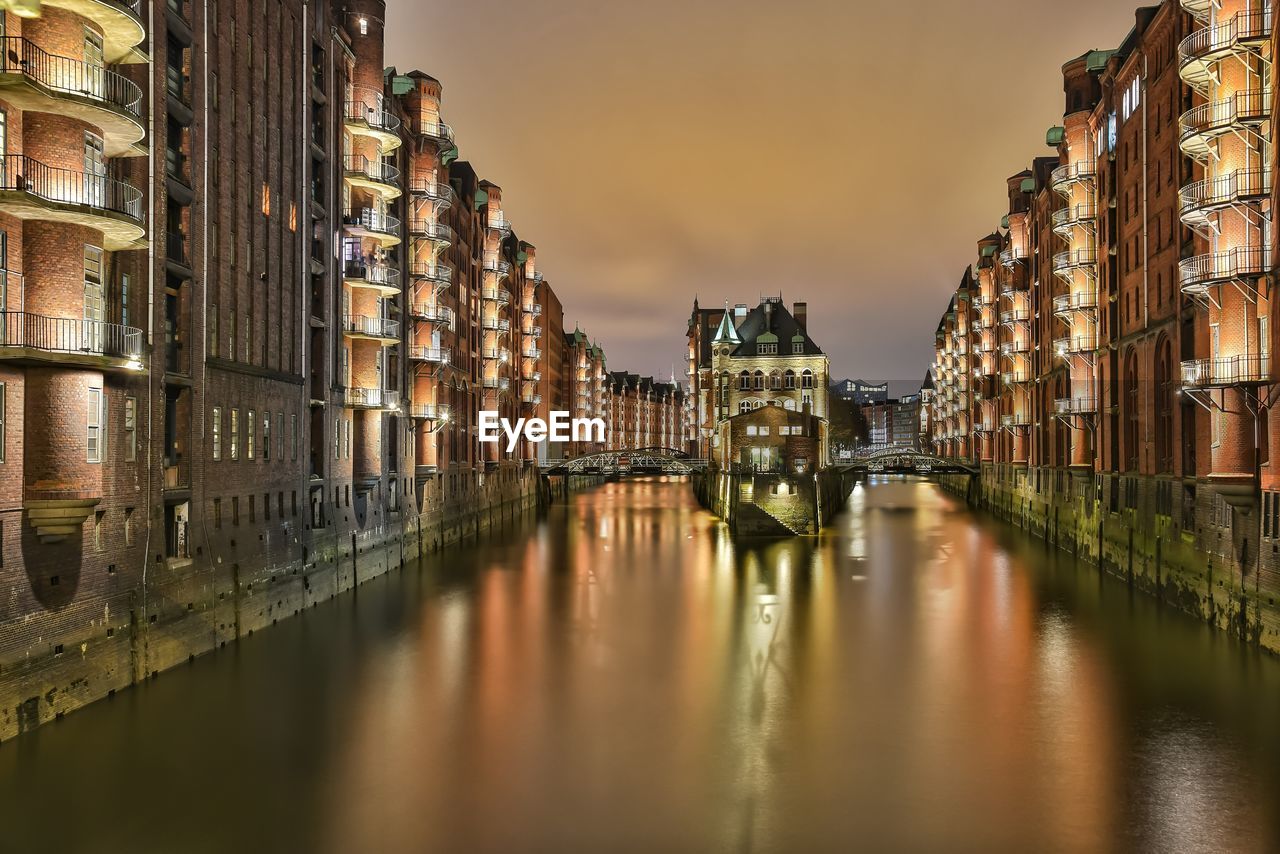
[87,387,103,463]
[247,410,255,459]
[262,183,271,216]
[230,408,239,459]
[124,397,136,462]
[212,406,222,460]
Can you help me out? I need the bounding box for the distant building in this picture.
[833,378,889,405]
[714,405,827,474]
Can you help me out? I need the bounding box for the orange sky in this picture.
[386,0,1145,387]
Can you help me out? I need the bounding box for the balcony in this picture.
[483,257,513,279]
[342,208,401,248]
[1179,9,1272,91]
[999,308,1029,326]
[0,155,144,250]
[1001,413,1031,428]
[343,155,402,199]
[408,218,455,247]
[1181,354,1270,388]
[0,311,142,371]
[528,270,544,285]
[482,346,511,363]
[1179,89,1271,160]
[999,339,1029,356]
[1001,369,1032,385]
[481,316,511,333]
[482,376,511,391]
[341,314,400,344]
[529,325,543,338]
[522,390,543,406]
[481,287,511,306]
[408,261,453,289]
[43,1,147,64]
[522,301,543,316]
[411,403,452,422]
[1052,248,1098,279]
[1052,291,1098,316]
[1051,203,1097,236]
[346,387,400,410]
[1179,246,1268,295]
[413,114,454,147]
[409,302,455,328]
[407,346,451,366]
[998,246,1028,268]
[1049,160,1097,196]
[407,177,457,209]
[0,37,144,157]
[523,346,542,360]
[343,261,401,295]
[1054,334,1097,357]
[1179,0,1212,22]
[525,369,543,382]
[1054,397,1097,416]
[343,88,402,151]
[486,213,512,237]
[1179,168,1270,229]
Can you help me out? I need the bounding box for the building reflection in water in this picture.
[0,476,1278,853]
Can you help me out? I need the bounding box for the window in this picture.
[247,410,255,459]
[739,400,751,414]
[124,396,136,461]
[801,369,814,389]
[739,370,750,391]
[757,343,777,355]
[211,406,222,460]
[792,342,803,354]
[277,412,284,460]
[291,413,298,461]
[87,387,103,463]
[334,416,341,459]
[0,382,5,461]
[746,425,758,436]
[753,370,764,390]
[759,426,770,436]
[784,370,796,390]
[84,245,105,352]
[262,412,271,460]
[230,408,240,459]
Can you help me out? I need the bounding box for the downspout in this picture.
[139,0,157,674]
[1141,55,1150,476]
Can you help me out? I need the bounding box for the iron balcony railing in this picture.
[408,219,455,244]
[483,257,512,277]
[1181,354,1270,388]
[999,246,1028,267]
[528,270,544,285]
[0,155,143,221]
[344,155,400,187]
[1179,168,1270,221]
[481,316,511,333]
[1050,160,1097,195]
[1180,89,1271,156]
[481,346,511,362]
[342,314,400,339]
[999,339,1029,356]
[408,262,453,287]
[1000,413,1031,428]
[344,262,401,290]
[343,207,401,237]
[1180,0,1212,23]
[525,369,543,382]
[413,114,454,145]
[1179,245,1268,293]
[522,301,543,316]
[346,387,400,409]
[482,376,511,391]
[523,346,542,360]
[1055,334,1097,356]
[1052,292,1098,315]
[407,177,457,208]
[522,390,543,405]
[999,308,1029,325]
[344,90,401,134]
[1052,248,1098,276]
[1178,8,1272,87]
[0,36,142,119]
[0,311,142,360]
[529,325,543,338]
[1051,203,1097,234]
[410,303,455,327]
[1001,369,1032,385]
[481,287,511,305]
[411,403,452,421]
[407,346,451,365]
[1054,397,1097,415]
[486,213,511,235]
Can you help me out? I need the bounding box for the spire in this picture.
[712,300,741,345]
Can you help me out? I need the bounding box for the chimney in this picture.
[734,303,747,320]
[795,302,807,331]
[764,300,772,329]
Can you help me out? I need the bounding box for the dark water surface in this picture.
[2,477,1279,853]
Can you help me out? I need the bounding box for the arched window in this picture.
[739,370,750,390]
[1125,348,1139,472]
[784,369,796,390]
[754,399,764,410]
[801,369,813,389]
[1155,337,1173,473]
[783,399,797,411]
[769,370,781,390]
[739,400,751,414]
[753,370,764,390]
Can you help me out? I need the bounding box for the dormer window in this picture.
[758,343,777,355]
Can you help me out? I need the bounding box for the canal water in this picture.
[2,477,1279,853]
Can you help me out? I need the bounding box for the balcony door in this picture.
[83,245,104,352]
[83,29,105,101]
[83,132,105,208]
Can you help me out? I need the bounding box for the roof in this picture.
[727,299,822,357]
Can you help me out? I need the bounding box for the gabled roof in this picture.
[728,299,822,357]
[712,307,741,345]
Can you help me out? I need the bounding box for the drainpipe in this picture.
[1141,55,1150,475]
[139,0,158,672]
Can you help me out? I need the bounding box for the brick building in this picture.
[926,0,1280,649]
[606,372,684,452]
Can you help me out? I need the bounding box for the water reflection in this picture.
[0,476,1278,852]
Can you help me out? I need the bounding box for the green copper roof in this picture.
[474,189,488,211]
[441,146,459,166]
[391,75,414,96]
[712,309,741,345]
[1020,177,1036,193]
[981,245,997,258]
[1085,49,1118,73]
[1000,215,1010,229]
[757,331,778,344]
[516,250,528,263]
[1046,126,1066,146]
